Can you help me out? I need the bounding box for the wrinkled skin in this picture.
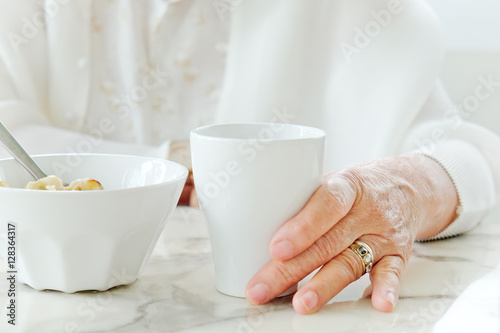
[245,153,458,314]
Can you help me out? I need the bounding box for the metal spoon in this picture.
[0,122,48,180]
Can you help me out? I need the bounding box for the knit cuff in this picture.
[415,139,496,241]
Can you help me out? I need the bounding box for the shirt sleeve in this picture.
[0,102,172,161]
[404,82,500,240]
[0,55,171,161]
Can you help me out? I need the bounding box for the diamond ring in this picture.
[349,240,374,274]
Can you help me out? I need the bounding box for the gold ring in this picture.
[349,240,374,274]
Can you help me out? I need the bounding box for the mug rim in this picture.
[190,122,326,142]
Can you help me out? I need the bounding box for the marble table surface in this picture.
[1,206,499,333]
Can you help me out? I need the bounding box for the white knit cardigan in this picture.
[0,0,498,240]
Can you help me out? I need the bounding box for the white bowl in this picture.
[0,154,187,293]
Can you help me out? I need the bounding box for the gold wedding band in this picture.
[349,241,374,274]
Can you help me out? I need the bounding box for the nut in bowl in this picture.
[0,154,187,293]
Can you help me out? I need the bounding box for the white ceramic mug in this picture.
[191,123,325,297]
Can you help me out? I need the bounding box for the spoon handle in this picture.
[0,122,48,180]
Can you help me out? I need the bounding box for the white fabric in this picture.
[415,140,496,240]
[0,0,498,239]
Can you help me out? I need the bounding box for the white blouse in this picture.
[0,0,498,240]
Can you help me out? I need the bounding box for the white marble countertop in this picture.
[1,206,499,333]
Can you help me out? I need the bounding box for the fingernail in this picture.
[298,291,318,313]
[385,289,398,308]
[271,240,293,259]
[246,283,269,305]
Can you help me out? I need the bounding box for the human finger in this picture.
[369,255,405,312]
[189,188,199,207]
[291,243,371,314]
[269,174,358,260]
[246,216,359,305]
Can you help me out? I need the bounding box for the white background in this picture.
[425,0,500,135]
[426,0,500,50]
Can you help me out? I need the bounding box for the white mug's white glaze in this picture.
[0,154,187,293]
[191,123,325,297]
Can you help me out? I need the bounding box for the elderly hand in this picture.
[245,153,458,314]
